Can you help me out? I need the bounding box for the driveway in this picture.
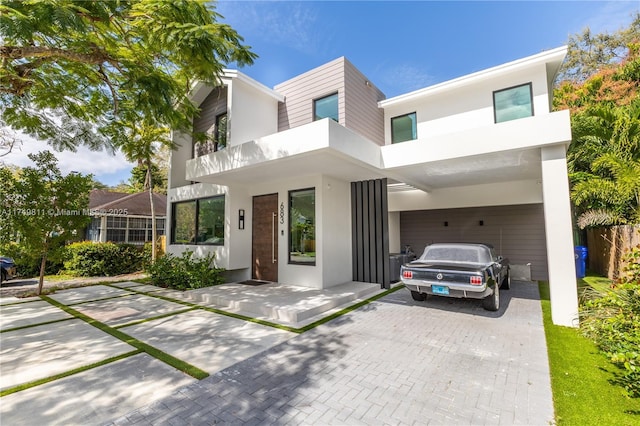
[0,281,553,425]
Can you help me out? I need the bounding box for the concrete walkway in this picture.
[0,280,554,425]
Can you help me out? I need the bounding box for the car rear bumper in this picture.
[403,281,493,299]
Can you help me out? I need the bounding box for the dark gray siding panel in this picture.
[344,59,386,145]
[399,204,548,280]
[193,86,227,133]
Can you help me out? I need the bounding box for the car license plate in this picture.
[432,285,449,295]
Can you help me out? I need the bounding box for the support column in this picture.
[541,145,579,327]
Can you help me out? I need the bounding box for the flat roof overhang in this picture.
[186,110,571,191]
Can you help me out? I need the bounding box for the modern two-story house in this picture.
[168,47,578,326]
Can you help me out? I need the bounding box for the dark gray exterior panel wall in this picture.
[399,204,549,280]
[344,59,386,145]
[193,86,227,133]
[352,179,390,288]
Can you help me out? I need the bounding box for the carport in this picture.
[381,114,579,327]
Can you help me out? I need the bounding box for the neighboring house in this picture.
[168,47,578,326]
[86,190,166,245]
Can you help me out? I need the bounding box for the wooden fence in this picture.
[586,225,640,280]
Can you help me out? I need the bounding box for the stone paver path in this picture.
[108,281,553,425]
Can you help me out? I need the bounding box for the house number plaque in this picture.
[279,202,285,224]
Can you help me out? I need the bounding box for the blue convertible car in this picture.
[1,256,17,283]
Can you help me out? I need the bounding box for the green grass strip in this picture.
[1,317,75,334]
[539,281,640,425]
[109,282,404,334]
[41,296,209,380]
[114,307,198,329]
[0,350,142,397]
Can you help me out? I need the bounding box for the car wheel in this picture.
[501,269,511,290]
[411,290,427,301]
[483,283,499,311]
[0,270,5,284]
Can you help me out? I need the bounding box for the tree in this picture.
[0,0,256,151]
[130,161,167,194]
[556,12,640,84]
[119,122,171,262]
[566,93,640,228]
[0,151,93,294]
[553,16,640,229]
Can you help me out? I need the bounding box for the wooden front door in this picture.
[252,194,278,282]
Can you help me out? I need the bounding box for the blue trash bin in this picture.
[574,246,588,278]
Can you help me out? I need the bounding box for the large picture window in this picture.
[171,196,225,245]
[314,93,339,122]
[391,112,417,143]
[289,188,316,265]
[493,83,533,123]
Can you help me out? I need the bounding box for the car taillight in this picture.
[470,276,482,286]
[402,270,413,279]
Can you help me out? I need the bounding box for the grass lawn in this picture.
[539,280,640,425]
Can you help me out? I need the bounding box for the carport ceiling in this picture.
[389,148,542,189]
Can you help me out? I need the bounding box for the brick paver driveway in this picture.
[109,281,553,425]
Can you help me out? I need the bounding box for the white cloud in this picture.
[2,131,135,185]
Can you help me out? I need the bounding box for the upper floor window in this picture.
[391,112,417,143]
[214,113,227,150]
[193,112,227,157]
[314,93,338,122]
[493,83,533,123]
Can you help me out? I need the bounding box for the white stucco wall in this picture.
[319,175,353,288]
[383,63,551,144]
[228,78,280,147]
[541,145,579,327]
[169,130,194,189]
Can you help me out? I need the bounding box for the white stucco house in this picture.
[167,46,579,327]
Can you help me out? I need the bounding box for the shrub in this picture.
[0,241,65,277]
[63,241,149,277]
[147,250,224,290]
[580,244,640,398]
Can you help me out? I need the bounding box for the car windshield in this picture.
[419,245,491,264]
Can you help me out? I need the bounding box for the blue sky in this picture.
[4,1,638,186]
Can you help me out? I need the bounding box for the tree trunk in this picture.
[37,251,47,296]
[146,159,157,263]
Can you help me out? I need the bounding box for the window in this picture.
[171,196,225,245]
[391,112,417,143]
[197,197,225,244]
[172,201,196,244]
[193,111,227,157]
[289,188,316,265]
[314,93,339,122]
[106,216,127,243]
[493,83,533,123]
[215,113,227,150]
